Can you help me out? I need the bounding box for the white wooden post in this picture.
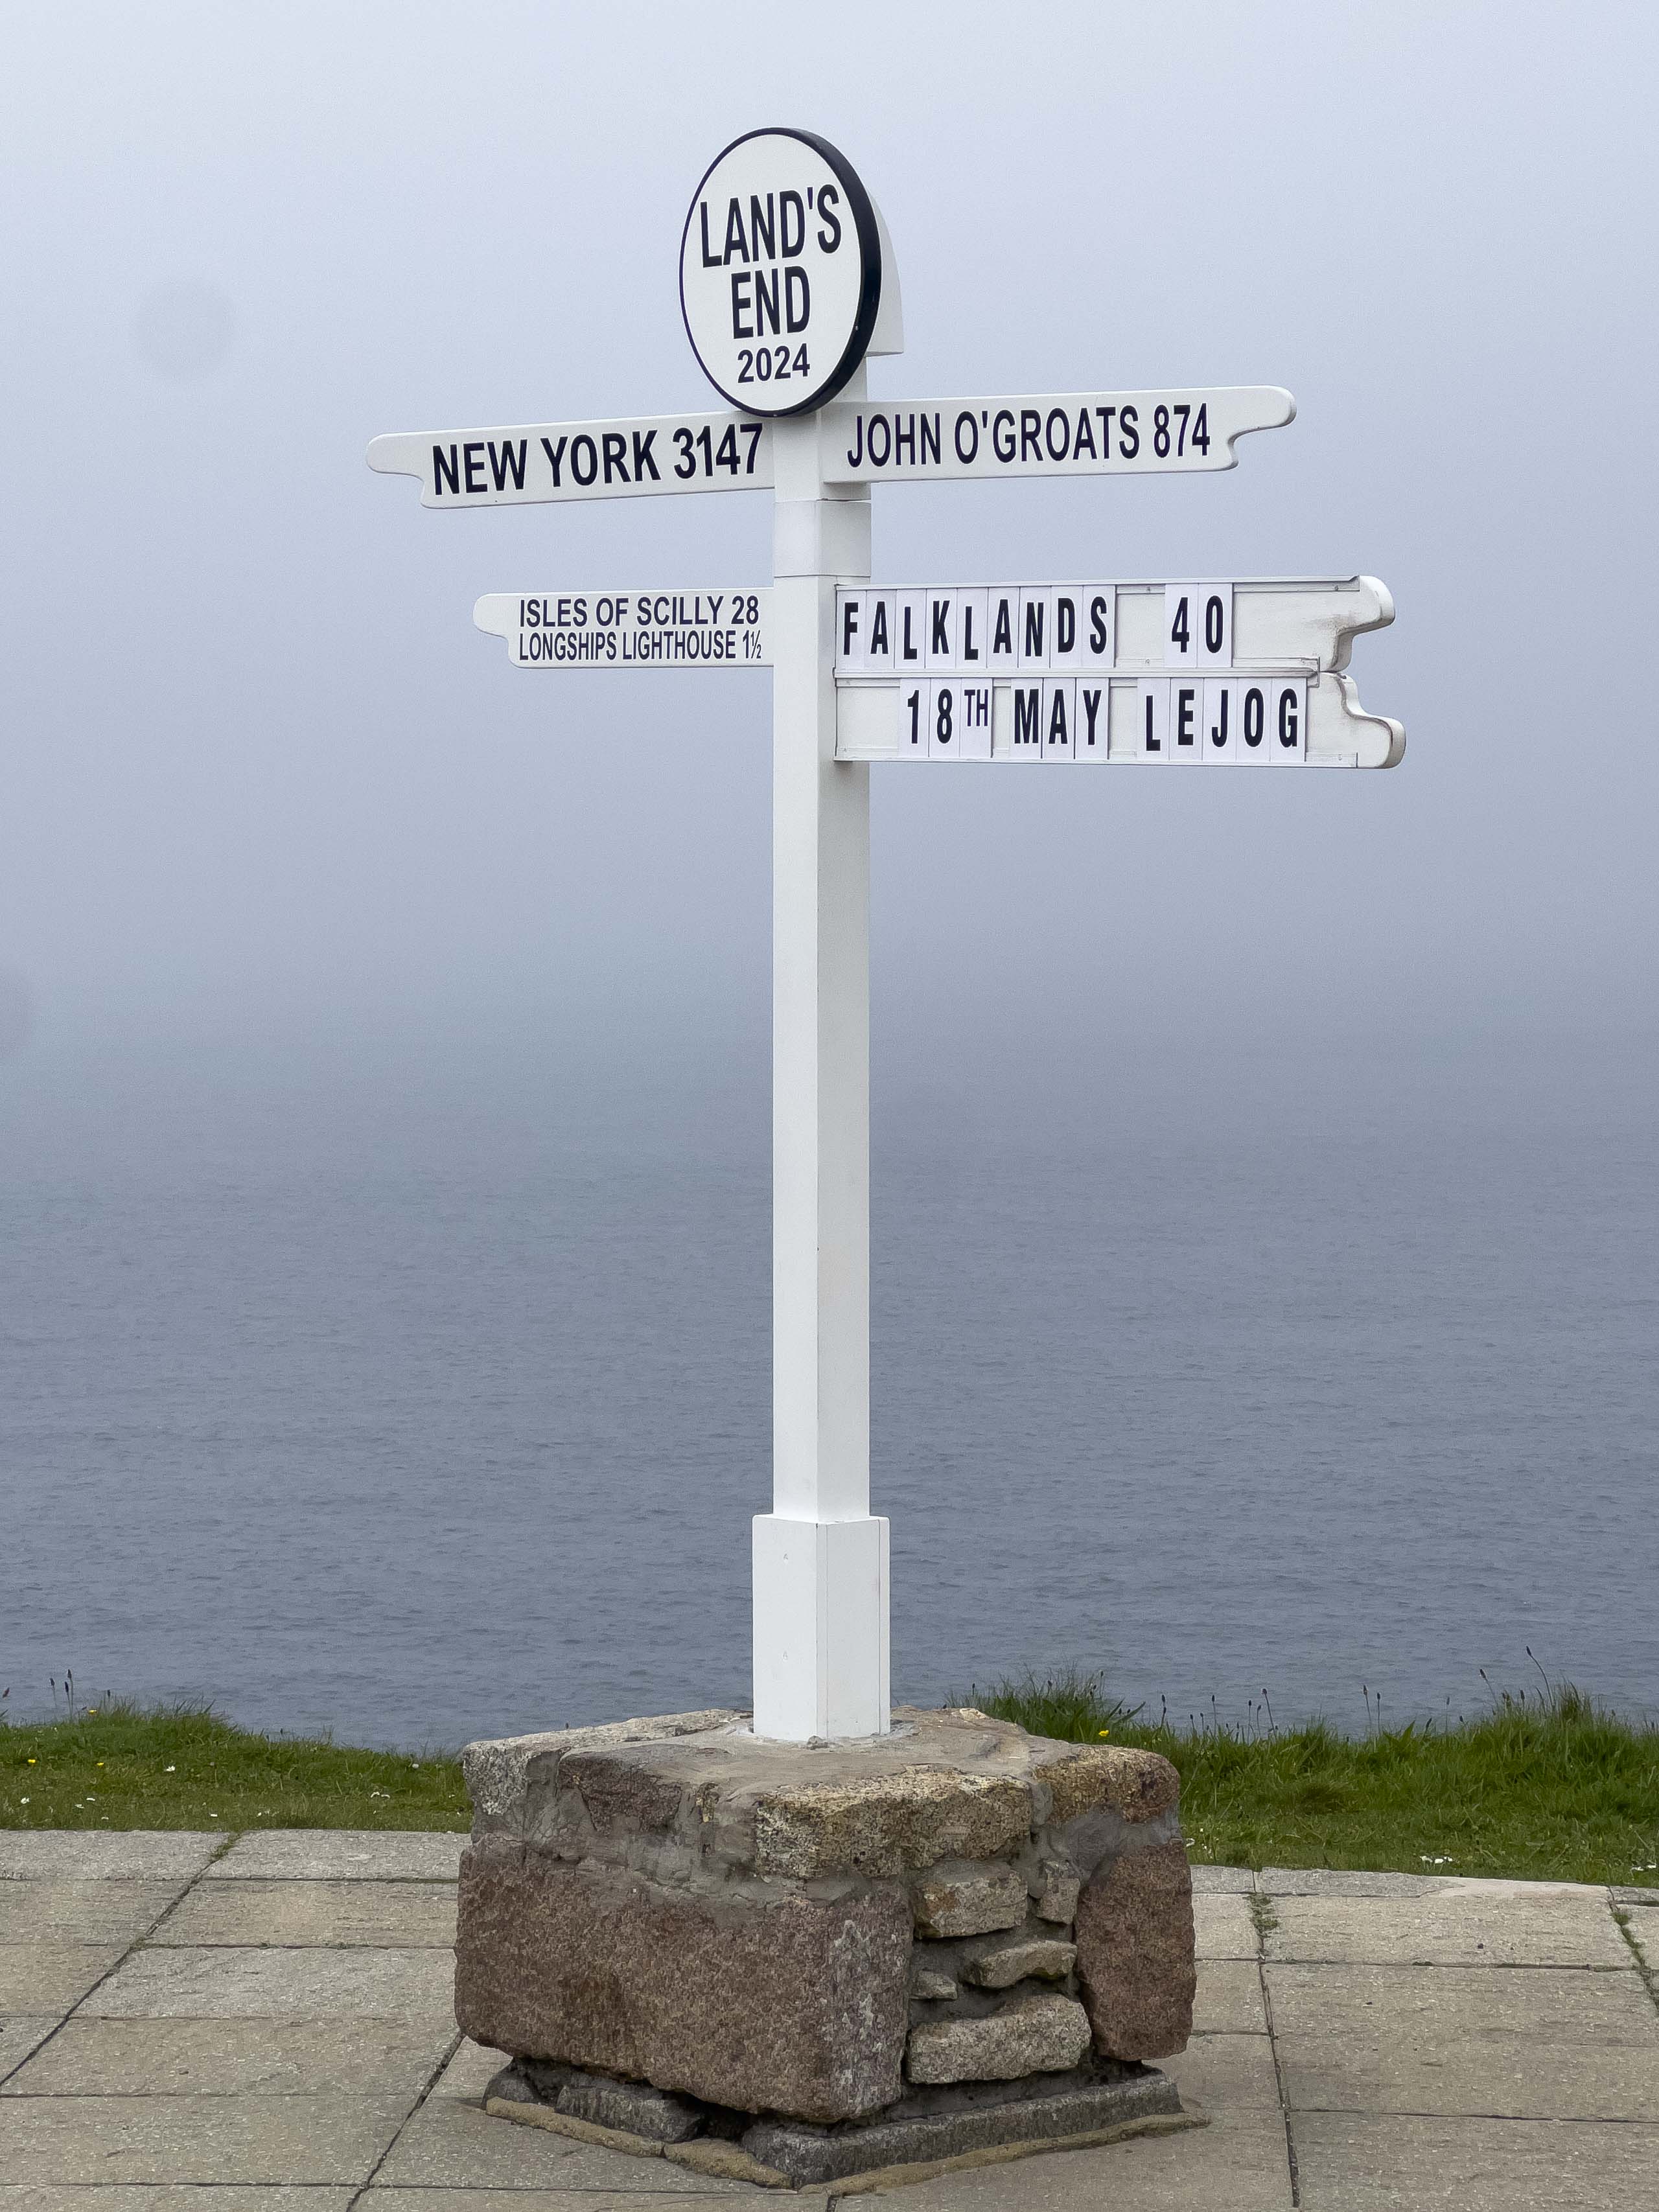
[752,374,890,1741]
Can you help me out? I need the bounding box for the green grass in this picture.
[974,1669,1659,1889]
[6,1677,1656,1888]
[1,1702,469,1832]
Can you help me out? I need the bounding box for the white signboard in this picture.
[833,577,1400,766]
[680,128,881,417]
[367,411,773,509]
[821,387,1293,483]
[476,588,771,669]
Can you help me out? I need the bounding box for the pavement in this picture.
[1,1832,1656,2209]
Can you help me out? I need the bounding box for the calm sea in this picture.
[4,1019,1655,1747]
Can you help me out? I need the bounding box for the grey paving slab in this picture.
[0,1948,124,2012]
[0,2194,353,2211]
[868,2111,1293,2209]
[2,2014,456,2097]
[1260,1867,1451,1898]
[428,2036,508,2101]
[0,1835,222,1882]
[153,1879,458,1950]
[0,2093,411,2185]
[1270,1959,1659,2121]
[0,1882,186,1946]
[1621,1910,1658,1974]
[1292,2111,1659,2210]
[1190,1864,1256,1893]
[0,2019,62,2081]
[1613,1884,1659,1908]
[368,2196,782,2212]
[1193,1957,1268,2034]
[84,1944,454,2020]
[1264,1887,1631,1967]
[372,2095,748,2191]
[1193,1891,1258,1961]
[1163,2030,1281,2115]
[206,1832,465,1882]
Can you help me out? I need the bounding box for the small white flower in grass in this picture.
[163,1766,175,1773]
[1420,1856,1457,1865]
[17,1798,27,1805]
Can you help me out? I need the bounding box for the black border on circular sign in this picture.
[679,127,882,419]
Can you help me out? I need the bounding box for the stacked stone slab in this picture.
[456,1705,1196,2180]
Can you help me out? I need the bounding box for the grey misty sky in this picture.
[1,0,1655,1072]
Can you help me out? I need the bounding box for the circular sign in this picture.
[680,128,881,418]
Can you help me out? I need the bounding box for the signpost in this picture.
[369,129,1402,1747]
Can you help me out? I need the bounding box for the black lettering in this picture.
[432,443,459,496]
[992,409,1016,462]
[785,266,809,332]
[1081,687,1103,748]
[1243,687,1265,748]
[1209,689,1229,747]
[867,413,890,468]
[1047,690,1069,746]
[754,268,780,337]
[723,196,748,264]
[961,602,979,662]
[992,597,1013,656]
[779,190,806,257]
[1089,593,1109,654]
[730,271,753,338]
[699,203,720,268]
[463,441,485,494]
[1278,687,1300,748]
[1023,599,1045,658]
[921,413,940,465]
[1020,409,1041,461]
[868,599,889,656]
[817,183,841,251]
[954,409,979,464]
[901,599,920,661]
[1045,408,1069,461]
[846,415,864,470]
[1095,405,1115,455]
[894,413,916,467]
[601,432,628,484]
[748,192,776,260]
[486,438,527,492]
[1119,404,1140,458]
[570,434,597,487]
[632,430,660,481]
[1176,684,1196,747]
[842,597,861,658]
[1056,595,1076,655]
[931,599,949,655]
[540,435,568,487]
[1073,409,1098,460]
[1014,687,1041,748]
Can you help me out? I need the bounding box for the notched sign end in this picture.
[1314,671,1404,768]
[1224,386,1297,460]
[365,432,425,481]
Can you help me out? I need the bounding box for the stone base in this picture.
[456,1705,1196,2132]
[486,2054,1189,2187]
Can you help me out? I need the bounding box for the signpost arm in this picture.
[753,375,889,1741]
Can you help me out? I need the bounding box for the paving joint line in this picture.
[346,2025,465,2208]
[0,1832,235,2091]
[1610,1891,1659,2020]
[1247,1887,1299,2207]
